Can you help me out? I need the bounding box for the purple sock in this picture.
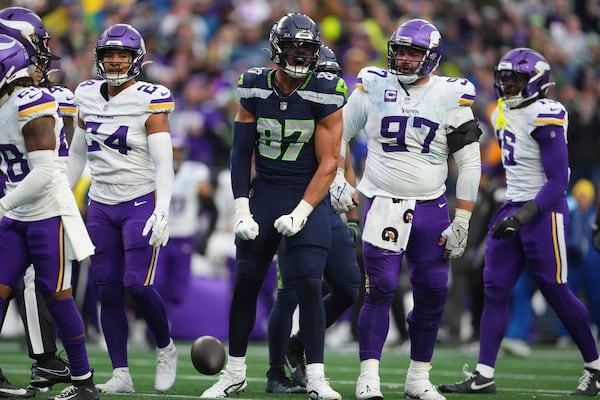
[45,298,91,377]
[97,282,129,368]
[128,285,171,348]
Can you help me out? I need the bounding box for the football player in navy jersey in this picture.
[200,13,347,400]
[439,48,600,397]
[265,44,361,394]
[336,19,483,400]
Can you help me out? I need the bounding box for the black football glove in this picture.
[347,218,361,247]
[593,216,600,252]
[491,201,539,240]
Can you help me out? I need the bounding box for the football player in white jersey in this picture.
[439,48,600,396]
[66,24,177,394]
[0,6,77,393]
[0,35,98,400]
[334,19,482,400]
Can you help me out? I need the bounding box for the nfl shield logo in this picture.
[103,104,109,111]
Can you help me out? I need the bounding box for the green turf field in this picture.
[0,339,591,399]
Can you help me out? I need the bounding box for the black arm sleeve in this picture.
[447,119,483,153]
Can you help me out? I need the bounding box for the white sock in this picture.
[407,360,431,379]
[476,363,494,379]
[227,355,246,376]
[359,359,380,380]
[585,359,600,371]
[307,362,325,380]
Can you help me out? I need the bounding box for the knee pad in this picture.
[408,286,448,329]
[365,273,398,306]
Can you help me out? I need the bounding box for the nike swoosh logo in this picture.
[438,203,447,208]
[224,380,246,395]
[470,381,495,390]
[333,183,347,201]
[35,366,70,377]
[161,91,169,96]
[0,387,32,395]
[66,96,75,101]
[134,201,147,206]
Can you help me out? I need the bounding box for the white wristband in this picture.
[293,199,314,220]
[454,208,472,224]
[234,197,251,215]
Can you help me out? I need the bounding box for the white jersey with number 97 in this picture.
[343,68,476,200]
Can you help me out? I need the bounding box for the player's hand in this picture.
[491,216,521,239]
[347,218,361,246]
[274,200,313,237]
[142,208,169,247]
[440,220,469,259]
[233,197,259,240]
[592,222,600,252]
[234,214,259,240]
[439,209,471,259]
[491,201,539,240]
[329,168,356,214]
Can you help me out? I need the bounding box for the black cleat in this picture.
[285,335,307,388]
[439,367,496,394]
[571,368,600,396]
[47,384,99,400]
[30,356,72,388]
[0,368,35,398]
[266,371,306,394]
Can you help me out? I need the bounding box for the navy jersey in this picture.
[237,68,347,186]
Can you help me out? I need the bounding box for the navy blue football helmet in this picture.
[316,45,341,76]
[269,13,321,79]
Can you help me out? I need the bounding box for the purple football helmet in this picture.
[316,45,341,76]
[388,19,442,84]
[494,47,553,108]
[0,34,31,92]
[0,7,58,73]
[95,24,146,86]
[269,13,321,79]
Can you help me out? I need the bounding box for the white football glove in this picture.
[143,208,169,247]
[233,197,259,240]
[329,168,356,214]
[274,200,313,237]
[440,209,471,259]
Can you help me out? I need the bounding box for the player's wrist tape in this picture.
[234,197,251,216]
[292,199,314,220]
[453,208,472,225]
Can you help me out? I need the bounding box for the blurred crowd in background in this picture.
[4,0,600,350]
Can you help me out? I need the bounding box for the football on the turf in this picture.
[190,335,226,375]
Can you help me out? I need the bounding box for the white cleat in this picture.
[200,370,247,398]
[95,368,135,393]
[356,374,383,400]
[403,378,445,400]
[155,340,178,392]
[307,376,341,400]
